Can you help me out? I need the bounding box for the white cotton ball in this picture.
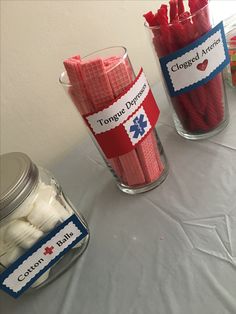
[20,228,44,249]
[9,187,39,221]
[27,182,73,231]
[5,220,44,249]
[27,200,62,232]
[37,184,56,205]
[50,199,72,221]
[0,246,24,267]
[40,184,73,218]
[31,269,50,288]
[0,223,9,252]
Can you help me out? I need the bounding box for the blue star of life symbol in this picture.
[129,114,148,139]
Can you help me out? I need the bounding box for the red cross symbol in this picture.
[43,246,54,255]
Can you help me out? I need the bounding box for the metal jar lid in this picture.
[0,152,39,220]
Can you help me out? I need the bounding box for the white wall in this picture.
[1,1,235,166]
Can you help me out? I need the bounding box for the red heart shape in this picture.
[197,59,208,71]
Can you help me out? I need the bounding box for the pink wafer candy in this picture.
[64,58,93,115]
[104,56,120,68]
[136,132,161,183]
[108,158,128,184]
[107,56,163,185]
[63,57,80,84]
[79,57,127,182]
[68,87,83,114]
[104,56,134,82]
[125,59,134,81]
[119,150,146,186]
[150,131,164,173]
[80,58,114,109]
[79,57,133,184]
[106,57,147,186]
[107,59,132,96]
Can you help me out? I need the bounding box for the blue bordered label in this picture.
[0,214,88,298]
[159,22,230,97]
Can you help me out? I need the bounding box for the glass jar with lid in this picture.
[0,152,89,297]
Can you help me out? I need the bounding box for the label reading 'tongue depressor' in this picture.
[84,69,160,159]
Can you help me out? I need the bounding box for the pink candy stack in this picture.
[63,55,164,187]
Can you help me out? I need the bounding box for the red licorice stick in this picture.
[189,0,211,36]
[178,94,209,131]
[182,6,220,129]
[143,11,158,27]
[170,19,204,131]
[189,0,224,124]
[206,73,224,122]
[156,6,178,53]
[176,12,208,117]
[188,0,197,14]
[169,0,178,22]
[149,6,196,130]
[162,8,208,131]
[179,11,218,129]
[160,4,169,22]
[178,0,185,15]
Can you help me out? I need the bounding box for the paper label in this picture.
[159,22,230,97]
[84,69,160,158]
[0,214,88,298]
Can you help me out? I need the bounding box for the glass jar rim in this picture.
[144,2,209,30]
[59,46,128,87]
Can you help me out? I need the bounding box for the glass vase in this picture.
[145,4,229,140]
[60,47,168,194]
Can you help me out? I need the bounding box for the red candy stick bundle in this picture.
[144,0,225,133]
[63,55,164,187]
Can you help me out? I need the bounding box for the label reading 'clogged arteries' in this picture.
[0,214,88,298]
[84,69,160,159]
[160,22,230,97]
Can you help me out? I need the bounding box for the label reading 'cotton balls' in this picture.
[0,214,88,298]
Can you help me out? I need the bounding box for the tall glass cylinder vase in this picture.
[60,47,168,194]
[145,3,229,140]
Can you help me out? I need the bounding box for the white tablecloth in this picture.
[1,84,236,314]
